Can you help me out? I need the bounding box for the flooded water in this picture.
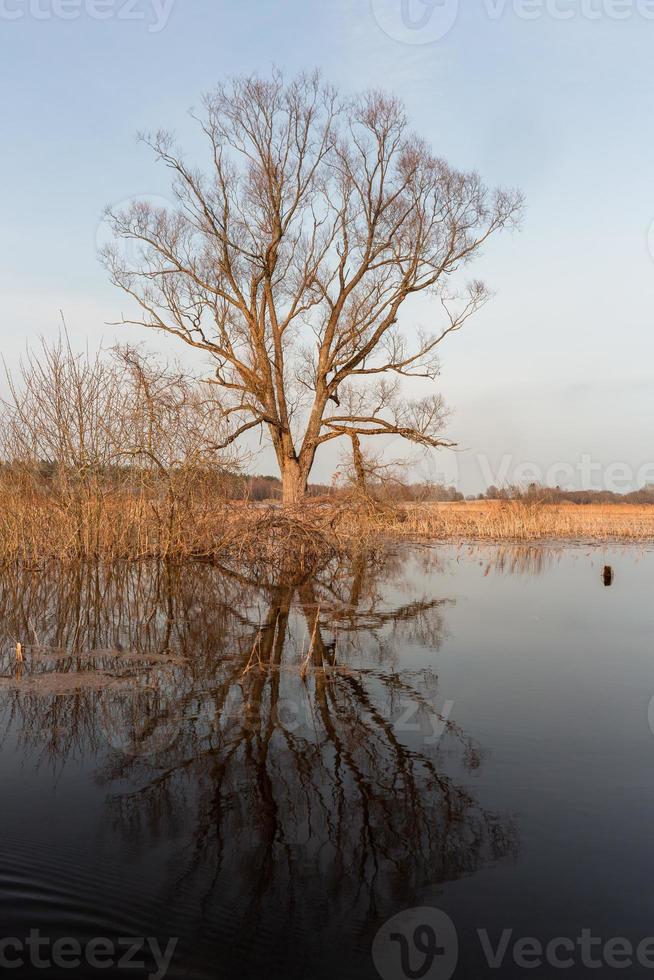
[1,544,653,979]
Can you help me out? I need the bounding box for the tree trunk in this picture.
[350,432,367,492]
[281,458,307,506]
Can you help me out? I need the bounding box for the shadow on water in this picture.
[0,548,519,979]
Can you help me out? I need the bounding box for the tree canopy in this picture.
[102,69,522,503]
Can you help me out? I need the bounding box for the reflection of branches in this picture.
[0,550,518,974]
[104,577,515,963]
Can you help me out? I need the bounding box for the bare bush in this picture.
[0,335,242,560]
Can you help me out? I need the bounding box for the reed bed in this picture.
[2,336,651,564]
[0,477,233,562]
[0,475,339,575]
[0,482,652,566]
[386,500,654,542]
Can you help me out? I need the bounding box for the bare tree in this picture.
[102,70,522,504]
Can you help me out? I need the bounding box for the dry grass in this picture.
[0,476,339,575]
[1,483,652,567]
[218,507,338,581]
[0,478,233,562]
[385,499,654,542]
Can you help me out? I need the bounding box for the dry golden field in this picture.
[391,500,654,542]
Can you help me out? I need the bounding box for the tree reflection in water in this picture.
[0,549,518,977]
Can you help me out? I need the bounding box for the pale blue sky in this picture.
[1,0,653,491]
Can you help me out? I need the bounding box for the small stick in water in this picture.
[16,642,24,663]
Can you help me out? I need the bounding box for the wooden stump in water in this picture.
[603,566,614,587]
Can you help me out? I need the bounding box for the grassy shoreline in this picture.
[382,500,654,542]
[1,489,653,565]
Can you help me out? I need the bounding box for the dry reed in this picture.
[378,499,654,542]
[2,489,653,565]
[1,483,653,565]
[3,337,651,564]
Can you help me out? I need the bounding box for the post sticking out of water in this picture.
[16,642,24,663]
[603,566,614,588]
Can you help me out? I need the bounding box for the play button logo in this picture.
[372,907,459,980]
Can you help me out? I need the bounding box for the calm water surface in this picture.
[1,544,653,978]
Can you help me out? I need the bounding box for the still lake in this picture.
[0,543,653,979]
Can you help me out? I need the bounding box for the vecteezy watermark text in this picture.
[373,907,654,978]
[223,693,455,747]
[0,932,178,978]
[474,453,654,495]
[0,0,175,32]
[483,0,654,21]
[371,0,654,45]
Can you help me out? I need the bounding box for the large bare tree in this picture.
[102,70,522,504]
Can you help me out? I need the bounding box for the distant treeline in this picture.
[237,476,654,505]
[271,475,654,505]
[4,462,652,507]
[244,475,465,502]
[482,483,654,505]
